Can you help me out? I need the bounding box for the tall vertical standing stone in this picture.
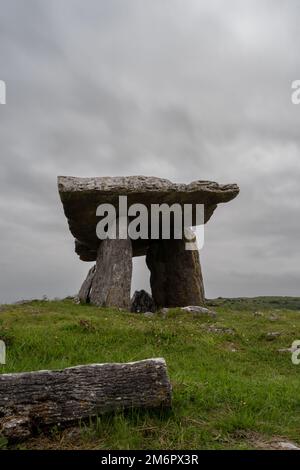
[146,236,205,308]
[89,237,132,309]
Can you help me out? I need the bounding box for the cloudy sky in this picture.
[0,0,299,303]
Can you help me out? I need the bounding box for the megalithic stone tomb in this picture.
[58,176,239,310]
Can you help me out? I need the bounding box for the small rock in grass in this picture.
[131,290,156,313]
[276,441,300,450]
[266,332,281,341]
[269,314,279,321]
[144,311,154,317]
[206,325,235,335]
[181,306,216,318]
[253,311,264,317]
[158,308,169,318]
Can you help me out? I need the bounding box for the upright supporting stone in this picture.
[146,237,205,308]
[78,265,96,303]
[88,237,132,309]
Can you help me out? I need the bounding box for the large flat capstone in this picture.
[58,176,239,261]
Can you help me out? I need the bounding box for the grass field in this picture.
[1,297,300,450]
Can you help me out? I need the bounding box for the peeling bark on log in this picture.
[0,358,172,441]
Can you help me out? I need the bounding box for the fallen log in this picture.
[0,358,172,440]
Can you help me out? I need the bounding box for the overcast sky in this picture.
[0,0,299,303]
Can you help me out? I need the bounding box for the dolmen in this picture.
[58,176,239,310]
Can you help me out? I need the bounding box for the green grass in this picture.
[1,297,300,450]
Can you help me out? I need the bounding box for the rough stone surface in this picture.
[58,176,239,261]
[78,265,96,303]
[181,306,217,317]
[131,290,156,313]
[143,312,155,317]
[275,441,300,450]
[146,237,205,308]
[265,331,281,341]
[160,308,170,317]
[89,238,132,309]
[0,358,172,441]
[205,325,235,334]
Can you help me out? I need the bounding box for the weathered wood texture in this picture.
[0,358,172,441]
